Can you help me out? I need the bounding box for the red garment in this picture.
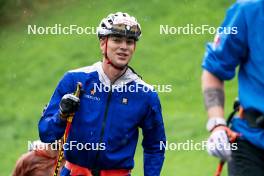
[65,161,131,176]
[12,146,64,176]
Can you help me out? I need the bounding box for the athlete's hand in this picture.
[59,94,80,119]
[206,126,239,161]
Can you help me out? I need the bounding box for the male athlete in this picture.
[202,1,264,175]
[39,12,166,176]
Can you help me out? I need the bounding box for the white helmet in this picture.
[97,12,142,41]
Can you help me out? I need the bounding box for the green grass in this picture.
[0,0,237,175]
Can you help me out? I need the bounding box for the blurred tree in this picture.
[0,0,34,25]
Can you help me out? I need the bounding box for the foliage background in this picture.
[0,0,237,175]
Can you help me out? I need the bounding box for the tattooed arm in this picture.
[202,70,239,162]
[201,70,225,119]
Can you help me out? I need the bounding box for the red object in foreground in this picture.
[65,161,131,176]
[12,144,65,176]
[214,161,225,176]
[53,82,82,176]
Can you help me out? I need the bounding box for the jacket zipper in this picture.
[93,68,128,170]
[93,83,113,169]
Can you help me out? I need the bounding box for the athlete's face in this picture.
[100,36,136,68]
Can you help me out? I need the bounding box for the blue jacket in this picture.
[202,0,264,149]
[38,62,166,175]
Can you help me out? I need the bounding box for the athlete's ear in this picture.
[99,37,106,53]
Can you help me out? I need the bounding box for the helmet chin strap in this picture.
[104,36,131,71]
